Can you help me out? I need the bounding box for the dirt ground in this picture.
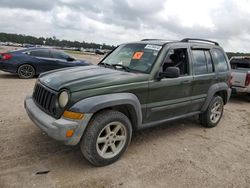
[0,47,250,188]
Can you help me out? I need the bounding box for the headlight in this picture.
[58,91,69,108]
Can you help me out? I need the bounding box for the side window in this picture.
[162,48,189,76]
[51,50,69,60]
[212,49,229,72]
[205,51,214,73]
[28,50,50,58]
[192,50,215,75]
[192,50,207,75]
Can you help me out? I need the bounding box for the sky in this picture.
[0,0,250,52]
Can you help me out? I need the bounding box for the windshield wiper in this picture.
[99,62,131,72]
[99,62,110,68]
[110,64,131,72]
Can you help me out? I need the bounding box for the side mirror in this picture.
[158,67,180,79]
[67,57,75,61]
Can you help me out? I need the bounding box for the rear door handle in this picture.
[211,76,217,80]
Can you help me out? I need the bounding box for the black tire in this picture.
[80,110,132,166]
[199,96,224,128]
[247,94,250,102]
[17,64,35,79]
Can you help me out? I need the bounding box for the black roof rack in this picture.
[181,38,219,46]
[141,39,171,41]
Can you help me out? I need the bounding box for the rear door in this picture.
[190,47,217,111]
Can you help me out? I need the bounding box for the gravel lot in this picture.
[0,47,250,188]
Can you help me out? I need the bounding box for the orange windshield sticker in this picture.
[132,52,144,60]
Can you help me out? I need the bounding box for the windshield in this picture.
[101,43,162,73]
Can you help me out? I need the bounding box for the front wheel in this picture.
[17,64,35,79]
[80,110,132,166]
[200,96,224,128]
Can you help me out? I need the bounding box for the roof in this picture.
[126,38,220,47]
[10,47,52,53]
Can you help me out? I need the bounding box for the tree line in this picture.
[1,32,249,57]
[0,32,115,50]
[226,52,250,59]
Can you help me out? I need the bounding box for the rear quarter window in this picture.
[28,49,50,58]
[212,49,229,72]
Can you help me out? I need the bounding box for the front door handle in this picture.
[181,80,192,84]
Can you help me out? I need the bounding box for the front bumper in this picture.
[24,96,92,145]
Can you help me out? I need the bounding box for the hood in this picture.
[39,65,149,92]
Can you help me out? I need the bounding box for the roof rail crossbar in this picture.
[181,38,219,46]
[141,39,170,41]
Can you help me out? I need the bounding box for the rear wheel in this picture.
[200,96,224,128]
[80,110,132,166]
[17,64,35,79]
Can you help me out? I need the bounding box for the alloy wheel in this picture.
[96,121,127,159]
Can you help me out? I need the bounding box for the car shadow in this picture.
[26,117,201,170]
[0,71,38,79]
[229,94,249,103]
[0,72,19,79]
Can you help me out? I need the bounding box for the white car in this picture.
[230,56,250,100]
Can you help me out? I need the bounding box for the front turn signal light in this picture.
[63,111,84,120]
[66,130,74,137]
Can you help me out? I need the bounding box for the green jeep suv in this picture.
[25,38,232,166]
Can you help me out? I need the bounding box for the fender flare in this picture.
[69,93,142,129]
[201,82,229,112]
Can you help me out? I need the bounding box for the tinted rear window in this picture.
[28,49,50,58]
[230,58,250,69]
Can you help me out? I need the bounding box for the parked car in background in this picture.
[0,48,91,78]
[95,49,105,55]
[0,42,7,46]
[230,56,250,100]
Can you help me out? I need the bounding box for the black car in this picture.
[0,48,91,78]
[95,49,105,55]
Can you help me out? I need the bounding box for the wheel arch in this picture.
[69,93,143,130]
[201,83,229,112]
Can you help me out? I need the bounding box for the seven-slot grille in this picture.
[33,83,57,117]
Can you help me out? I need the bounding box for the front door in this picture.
[145,47,193,124]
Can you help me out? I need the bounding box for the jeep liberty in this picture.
[25,38,232,166]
